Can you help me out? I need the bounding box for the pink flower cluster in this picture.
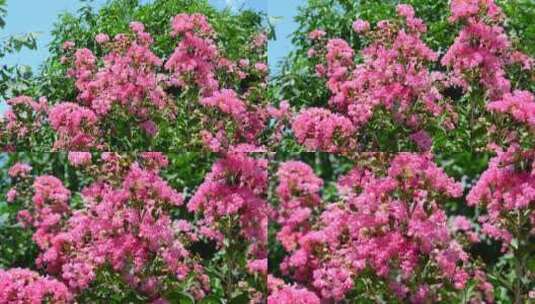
[449,0,503,23]
[199,89,267,151]
[292,108,356,152]
[302,4,450,151]
[0,268,72,304]
[165,14,268,152]
[67,151,92,167]
[188,153,269,274]
[6,162,32,204]
[273,154,492,302]
[487,90,535,128]
[275,161,323,251]
[8,162,32,178]
[443,0,533,120]
[2,13,268,151]
[66,22,169,135]
[48,102,99,150]
[291,1,535,152]
[166,13,219,93]
[467,147,535,248]
[15,154,210,301]
[1,96,48,150]
[268,275,320,304]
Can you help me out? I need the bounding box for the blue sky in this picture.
[2,0,297,73]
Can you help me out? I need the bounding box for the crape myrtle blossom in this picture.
[443,0,534,123]
[467,147,535,248]
[199,89,268,152]
[300,4,453,152]
[0,268,72,304]
[292,0,534,152]
[67,151,93,167]
[48,102,100,150]
[268,275,320,304]
[65,22,170,133]
[466,145,535,302]
[487,90,535,129]
[165,13,219,94]
[188,153,269,276]
[274,153,493,302]
[8,162,32,178]
[292,107,356,152]
[275,161,323,252]
[1,13,269,151]
[12,153,210,301]
[0,96,48,150]
[352,19,370,33]
[6,162,33,215]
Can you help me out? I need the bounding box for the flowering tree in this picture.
[272,0,535,153]
[0,0,270,152]
[266,1,534,303]
[1,0,535,303]
[1,152,267,303]
[269,153,495,303]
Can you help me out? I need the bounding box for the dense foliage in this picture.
[1,152,267,303]
[1,0,268,151]
[272,0,535,153]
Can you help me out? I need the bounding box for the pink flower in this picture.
[6,188,17,203]
[248,259,267,274]
[141,120,158,137]
[410,130,432,151]
[275,153,470,302]
[467,147,535,249]
[396,4,415,18]
[68,152,92,167]
[129,21,145,33]
[95,33,110,44]
[268,281,320,304]
[487,90,535,127]
[255,62,268,73]
[0,268,72,303]
[308,29,326,40]
[189,153,269,265]
[62,40,75,50]
[292,108,356,152]
[170,13,213,37]
[48,102,99,150]
[8,163,32,178]
[200,89,247,119]
[352,19,370,33]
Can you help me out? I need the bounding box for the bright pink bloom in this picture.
[95,33,110,44]
[0,268,72,303]
[292,108,356,152]
[352,19,370,33]
[68,152,92,167]
[8,162,32,178]
[487,90,535,127]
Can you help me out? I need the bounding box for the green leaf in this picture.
[166,291,195,304]
[199,295,223,304]
[229,293,249,304]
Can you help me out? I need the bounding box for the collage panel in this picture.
[267,151,535,303]
[0,152,268,303]
[271,0,535,154]
[0,0,268,152]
